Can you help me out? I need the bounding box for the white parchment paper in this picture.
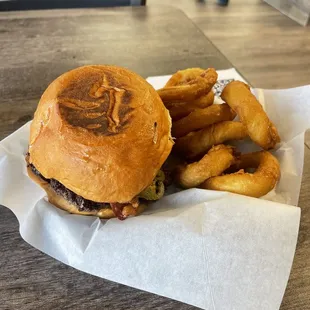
[1,69,309,310]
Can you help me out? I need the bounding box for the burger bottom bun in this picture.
[27,166,145,219]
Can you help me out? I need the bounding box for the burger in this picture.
[26,65,173,220]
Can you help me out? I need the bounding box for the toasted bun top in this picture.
[29,65,173,203]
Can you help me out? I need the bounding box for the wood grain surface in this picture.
[0,5,309,310]
[149,0,310,89]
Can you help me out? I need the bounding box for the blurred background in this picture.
[148,0,310,89]
[0,0,309,88]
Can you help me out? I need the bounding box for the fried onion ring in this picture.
[190,90,214,107]
[168,91,214,121]
[172,103,236,138]
[165,68,205,87]
[221,81,280,149]
[201,151,280,198]
[157,68,218,103]
[175,145,235,188]
[175,121,247,159]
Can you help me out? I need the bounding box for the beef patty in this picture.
[29,164,109,212]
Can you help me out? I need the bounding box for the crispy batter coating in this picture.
[172,103,236,138]
[168,91,214,121]
[165,68,205,87]
[175,121,247,159]
[221,81,280,149]
[157,68,218,103]
[175,145,235,188]
[201,151,280,198]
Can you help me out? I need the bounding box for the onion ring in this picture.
[190,90,214,107]
[221,81,280,149]
[175,121,247,159]
[165,68,205,87]
[172,103,236,138]
[157,68,218,103]
[168,91,214,121]
[174,145,235,188]
[200,151,280,198]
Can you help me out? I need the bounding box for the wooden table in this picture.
[0,6,309,310]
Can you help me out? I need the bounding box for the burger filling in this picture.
[28,164,166,220]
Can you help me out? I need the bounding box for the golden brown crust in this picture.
[27,165,145,218]
[165,68,205,87]
[174,145,236,188]
[175,121,247,159]
[157,68,218,103]
[201,151,281,198]
[172,103,236,138]
[189,90,214,108]
[221,81,280,150]
[168,91,214,121]
[29,65,173,203]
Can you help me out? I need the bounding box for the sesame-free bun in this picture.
[29,65,173,203]
[27,164,145,219]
